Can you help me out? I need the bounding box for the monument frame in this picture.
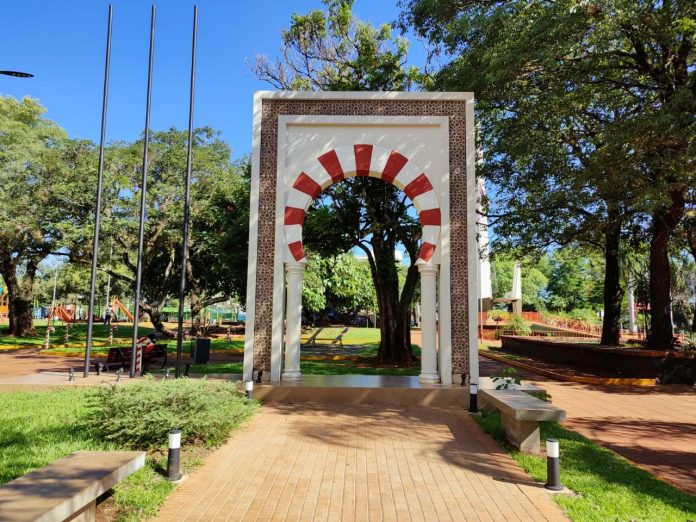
[243,91,478,386]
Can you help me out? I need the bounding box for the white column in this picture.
[418,264,440,383]
[282,261,306,380]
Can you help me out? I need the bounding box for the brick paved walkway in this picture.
[480,357,696,495]
[155,404,567,522]
[532,380,696,495]
[0,348,84,378]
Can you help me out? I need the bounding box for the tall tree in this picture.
[0,97,96,336]
[76,128,248,337]
[256,0,422,364]
[402,0,695,347]
[302,252,377,322]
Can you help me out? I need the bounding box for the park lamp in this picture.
[0,70,33,78]
[245,380,254,400]
[468,382,478,413]
[167,429,182,481]
[545,438,562,491]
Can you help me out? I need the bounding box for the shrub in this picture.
[488,310,510,322]
[566,308,601,325]
[505,314,532,334]
[85,378,256,450]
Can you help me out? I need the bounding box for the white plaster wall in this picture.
[274,115,452,383]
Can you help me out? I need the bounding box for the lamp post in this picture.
[0,70,33,78]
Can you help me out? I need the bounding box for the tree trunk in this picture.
[139,301,177,338]
[600,220,624,346]
[371,234,414,365]
[686,217,696,333]
[647,191,685,348]
[189,292,204,337]
[0,257,36,337]
[648,224,673,347]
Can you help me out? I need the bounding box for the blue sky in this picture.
[0,0,425,159]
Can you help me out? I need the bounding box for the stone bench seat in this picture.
[480,388,566,453]
[0,450,145,522]
[478,376,546,394]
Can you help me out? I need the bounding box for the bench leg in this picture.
[501,414,540,453]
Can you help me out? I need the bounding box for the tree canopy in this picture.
[401,0,695,346]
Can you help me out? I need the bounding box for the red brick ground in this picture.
[0,348,85,378]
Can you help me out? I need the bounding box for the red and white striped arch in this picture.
[284,144,441,263]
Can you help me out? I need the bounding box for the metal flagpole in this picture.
[175,5,198,378]
[104,239,113,318]
[84,5,113,378]
[130,4,156,378]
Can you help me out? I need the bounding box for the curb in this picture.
[480,351,656,387]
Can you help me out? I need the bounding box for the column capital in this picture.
[417,263,439,275]
[285,261,307,273]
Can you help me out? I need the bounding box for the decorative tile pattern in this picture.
[253,98,470,376]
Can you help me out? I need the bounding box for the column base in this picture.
[282,370,303,380]
[419,372,440,384]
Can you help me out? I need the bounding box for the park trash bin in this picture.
[193,337,211,365]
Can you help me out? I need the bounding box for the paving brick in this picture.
[153,404,567,521]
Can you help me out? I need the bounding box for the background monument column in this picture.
[418,264,440,383]
[283,261,306,380]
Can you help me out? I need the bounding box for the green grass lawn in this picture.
[0,385,256,521]
[183,357,420,376]
[41,338,244,356]
[475,411,696,521]
[302,326,379,344]
[0,322,139,348]
[0,321,245,355]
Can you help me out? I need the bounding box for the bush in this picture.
[566,308,601,325]
[86,378,256,450]
[505,314,532,334]
[488,310,510,322]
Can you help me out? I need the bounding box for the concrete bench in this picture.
[308,326,350,348]
[0,450,145,522]
[478,376,546,394]
[479,389,566,453]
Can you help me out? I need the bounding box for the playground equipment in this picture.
[110,297,134,323]
[49,305,76,323]
[0,294,7,320]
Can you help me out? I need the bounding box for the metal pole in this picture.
[175,5,198,378]
[130,5,156,378]
[104,239,113,319]
[84,5,113,378]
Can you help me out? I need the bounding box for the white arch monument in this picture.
[243,91,478,386]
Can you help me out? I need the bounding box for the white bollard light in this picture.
[469,382,478,413]
[245,380,254,400]
[167,429,182,481]
[545,438,562,491]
